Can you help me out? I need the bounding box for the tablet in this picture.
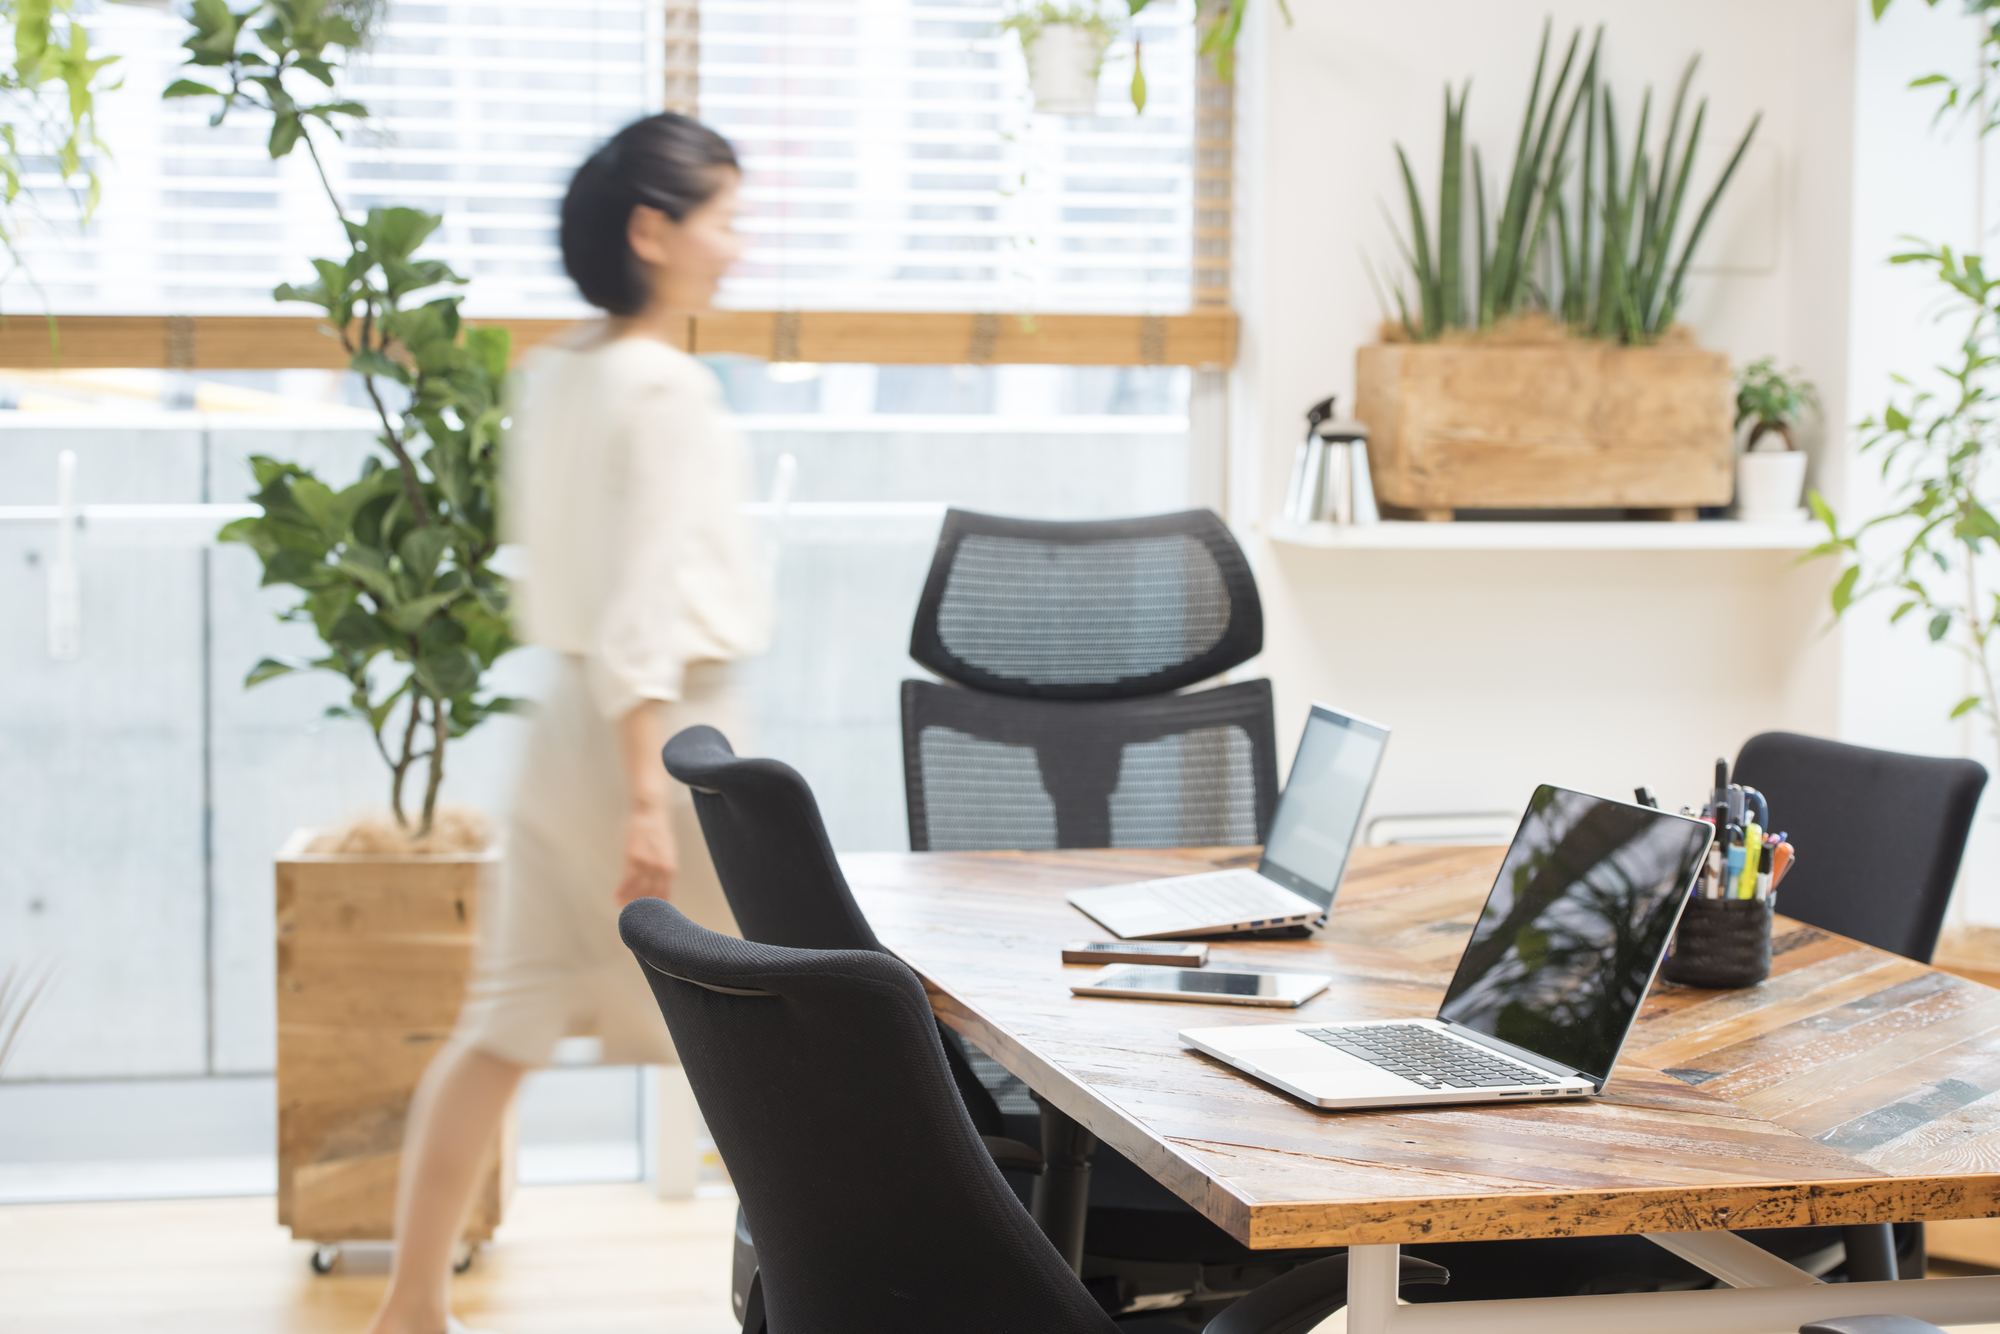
[1070,965,1330,1008]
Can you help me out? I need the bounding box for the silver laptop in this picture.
[1180,785,1713,1110]
[1066,703,1389,940]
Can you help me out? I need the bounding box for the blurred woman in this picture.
[367,113,770,1334]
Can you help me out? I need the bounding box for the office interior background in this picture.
[5,0,2000,1328]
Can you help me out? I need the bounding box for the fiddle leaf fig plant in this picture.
[174,0,522,835]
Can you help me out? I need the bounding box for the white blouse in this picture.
[507,332,773,719]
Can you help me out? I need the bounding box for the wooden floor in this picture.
[3,1183,1999,1333]
[0,1184,740,1334]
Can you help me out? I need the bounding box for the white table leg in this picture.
[643,1064,699,1199]
[1359,1274,2000,1334]
[1642,1230,1824,1288]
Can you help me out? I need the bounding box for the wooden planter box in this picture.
[275,829,511,1245]
[1354,342,1733,520]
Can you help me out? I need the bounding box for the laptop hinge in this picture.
[1440,1020,1597,1088]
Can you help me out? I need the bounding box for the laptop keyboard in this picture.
[1142,871,1314,924]
[1299,1023,1550,1089]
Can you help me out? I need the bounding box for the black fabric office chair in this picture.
[909,507,1263,701]
[667,724,1326,1319]
[1732,731,1987,963]
[618,896,1448,1334]
[903,678,1281,852]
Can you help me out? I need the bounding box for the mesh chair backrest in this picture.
[1733,731,1987,962]
[902,678,1279,852]
[909,508,1263,700]
[663,725,883,953]
[618,900,1114,1334]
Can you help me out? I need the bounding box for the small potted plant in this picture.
[1734,357,1817,524]
[1001,2,1120,115]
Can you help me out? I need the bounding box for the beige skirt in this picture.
[453,655,744,1067]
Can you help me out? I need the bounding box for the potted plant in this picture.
[1733,357,1817,523]
[166,1,516,1255]
[1356,24,1760,519]
[1001,3,1121,115]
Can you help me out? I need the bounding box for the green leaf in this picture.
[400,525,452,588]
[1807,489,1838,533]
[245,657,297,687]
[163,79,222,99]
[1831,564,1861,615]
[268,114,304,159]
[1951,695,1983,719]
[1890,599,1919,624]
[1929,611,1953,642]
[416,644,478,696]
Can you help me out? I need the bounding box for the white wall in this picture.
[1231,0,1856,826]
[1233,0,2000,918]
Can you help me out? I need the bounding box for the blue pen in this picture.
[1724,826,1745,897]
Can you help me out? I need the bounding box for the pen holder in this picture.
[1660,897,1772,989]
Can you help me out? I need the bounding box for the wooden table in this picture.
[843,844,2000,1334]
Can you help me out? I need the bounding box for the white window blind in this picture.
[0,1,1196,319]
[1,1,662,318]
[702,0,1197,314]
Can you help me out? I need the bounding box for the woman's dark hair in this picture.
[560,113,740,316]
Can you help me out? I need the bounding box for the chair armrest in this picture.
[1203,1253,1449,1334]
[981,1135,1045,1175]
[1801,1319,1947,1334]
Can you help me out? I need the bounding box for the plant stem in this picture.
[390,682,423,829]
[421,692,448,837]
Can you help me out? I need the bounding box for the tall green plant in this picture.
[0,1,119,306]
[1806,1,2000,766]
[1807,244,2000,770]
[1383,22,1758,345]
[173,0,521,835]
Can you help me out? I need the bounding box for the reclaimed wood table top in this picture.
[841,844,2000,1251]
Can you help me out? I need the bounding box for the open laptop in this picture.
[1066,703,1389,939]
[1179,785,1713,1110]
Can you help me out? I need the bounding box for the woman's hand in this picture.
[616,800,679,905]
[614,699,677,904]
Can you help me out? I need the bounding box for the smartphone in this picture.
[1070,965,1331,1008]
[1062,940,1209,967]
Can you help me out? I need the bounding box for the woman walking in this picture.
[366,113,770,1334]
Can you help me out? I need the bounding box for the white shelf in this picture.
[1265,517,1823,552]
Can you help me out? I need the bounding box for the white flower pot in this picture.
[1025,23,1110,116]
[1733,449,1809,524]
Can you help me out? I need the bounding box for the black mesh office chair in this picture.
[910,507,1263,701]
[667,724,1327,1319]
[1732,731,1987,963]
[903,679,1280,852]
[618,896,1448,1334]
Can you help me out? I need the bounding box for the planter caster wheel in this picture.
[310,1244,339,1275]
[452,1244,476,1274]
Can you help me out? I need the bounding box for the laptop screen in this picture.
[1438,786,1712,1086]
[1258,705,1390,910]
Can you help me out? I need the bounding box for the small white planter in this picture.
[1025,23,1111,115]
[1734,449,1809,524]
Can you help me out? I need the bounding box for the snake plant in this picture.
[1384,23,1759,345]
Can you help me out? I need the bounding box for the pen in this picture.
[1725,826,1745,900]
[1771,841,1795,889]
[1755,843,1773,900]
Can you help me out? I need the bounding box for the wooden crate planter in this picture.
[275,830,511,1245]
[1354,342,1733,519]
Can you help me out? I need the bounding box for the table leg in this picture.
[1347,1244,1403,1334]
[1029,1095,1095,1275]
[1842,1224,1898,1283]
